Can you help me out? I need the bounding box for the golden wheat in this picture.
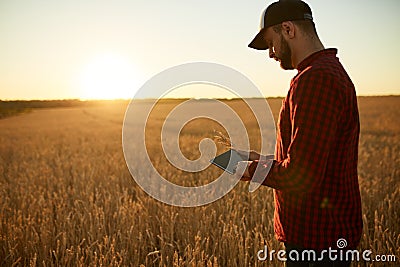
[0,97,398,266]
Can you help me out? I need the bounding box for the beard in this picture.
[277,35,294,70]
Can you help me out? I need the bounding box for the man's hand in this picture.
[235,149,260,161]
[234,158,275,184]
[235,149,274,161]
[234,161,253,181]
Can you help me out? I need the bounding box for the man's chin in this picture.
[274,57,294,70]
[280,61,294,70]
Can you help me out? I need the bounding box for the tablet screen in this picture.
[210,149,247,174]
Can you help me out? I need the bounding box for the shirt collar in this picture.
[296,48,338,71]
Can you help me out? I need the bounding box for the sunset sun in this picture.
[79,54,140,100]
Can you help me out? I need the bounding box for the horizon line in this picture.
[1,94,400,102]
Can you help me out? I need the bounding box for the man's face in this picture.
[264,26,294,70]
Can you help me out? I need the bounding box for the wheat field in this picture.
[0,97,399,266]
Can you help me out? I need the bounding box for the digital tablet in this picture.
[210,149,247,174]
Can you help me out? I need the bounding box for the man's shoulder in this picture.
[289,54,355,106]
[293,56,350,87]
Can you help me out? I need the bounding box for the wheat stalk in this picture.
[213,130,233,148]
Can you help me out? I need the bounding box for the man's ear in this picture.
[281,21,295,39]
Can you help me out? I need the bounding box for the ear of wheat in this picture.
[213,130,232,148]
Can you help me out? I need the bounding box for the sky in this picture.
[1,0,399,100]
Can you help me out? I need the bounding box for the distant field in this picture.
[0,96,399,266]
[0,99,128,119]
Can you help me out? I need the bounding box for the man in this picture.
[235,0,363,266]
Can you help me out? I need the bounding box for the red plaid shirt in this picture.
[250,49,362,249]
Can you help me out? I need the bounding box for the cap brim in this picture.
[248,29,269,50]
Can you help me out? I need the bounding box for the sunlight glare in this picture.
[79,54,140,99]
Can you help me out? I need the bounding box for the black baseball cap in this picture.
[248,0,313,50]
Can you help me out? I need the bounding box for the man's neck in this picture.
[292,38,325,69]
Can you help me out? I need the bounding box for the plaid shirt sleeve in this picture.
[251,68,340,192]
